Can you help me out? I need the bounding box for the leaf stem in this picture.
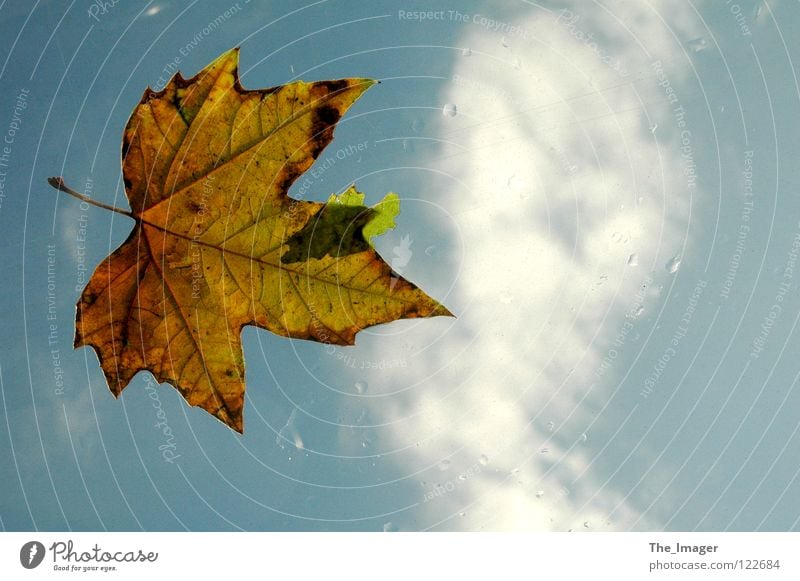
[47,176,136,219]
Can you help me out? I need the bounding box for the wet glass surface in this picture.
[0,0,798,532]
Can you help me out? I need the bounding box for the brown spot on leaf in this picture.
[310,105,340,158]
[275,167,298,197]
[316,104,340,127]
[319,79,349,95]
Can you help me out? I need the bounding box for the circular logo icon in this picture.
[20,541,45,569]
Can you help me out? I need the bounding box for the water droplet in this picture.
[584,521,591,528]
[460,47,472,57]
[688,37,708,52]
[458,474,467,481]
[420,480,427,487]
[507,173,531,199]
[500,36,509,48]
[547,420,555,432]
[665,256,681,274]
[442,103,457,117]
[276,409,301,450]
[361,438,372,448]
[535,490,544,498]
[649,123,658,133]
[355,380,368,394]
[611,231,623,243]
[289,64,295,74]
[479,454,489,466]
[540,447,550,454]
[459,511,466,517]
[635,305,645,318]
[579,432,588,442]
[424,245,437,257]
[627,253,639,266]
[145,5,161,16]
[719,104,725,113]
[438,459,451,471]
[383,522,399,532]
[511,467,520,475]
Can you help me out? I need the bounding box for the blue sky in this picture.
[1,0,799,531]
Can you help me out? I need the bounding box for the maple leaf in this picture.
[48,48,451,433]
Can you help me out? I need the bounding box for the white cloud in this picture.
[343,0,709,530]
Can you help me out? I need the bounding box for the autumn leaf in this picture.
[48,48,451,433]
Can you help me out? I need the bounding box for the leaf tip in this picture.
[434,303,456,318]
[366,78,380,90]
[349,78,379,94]
[215,46,241,70]
[221,411,244,434]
